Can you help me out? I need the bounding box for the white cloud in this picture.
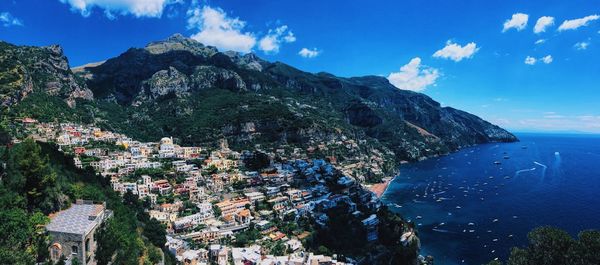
[535,39,546,45]
[534,16,554,33]
[59,0,180,18]
[558,15,599,31]
[432,41,479,62]
[387,57,440,92]
[508,114,600,133]
[503,13,529,32]
[574,41,590,50]
[541,55,553,64]
[525,55,552,65]
[258,25,296,54]
[187,6,256,53]
[0,12,23,27]
[298,48,320,58]
[524,56,536,65]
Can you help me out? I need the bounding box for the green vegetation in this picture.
[309,204,367,256]
[0,139,174,265]
[243,151,270,171]
[302,204,420,264]
[487,226,600,265]
[233,225,262,247]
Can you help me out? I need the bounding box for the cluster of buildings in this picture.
[16,120,404,265]
[167,242,351,265]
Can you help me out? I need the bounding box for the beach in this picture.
[369,177,392,197]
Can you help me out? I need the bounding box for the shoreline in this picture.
[370,176,393,198]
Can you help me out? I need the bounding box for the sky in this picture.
[1,0,600,133]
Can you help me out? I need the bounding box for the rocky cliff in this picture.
[2,35,517,176]
[0,41,93,108]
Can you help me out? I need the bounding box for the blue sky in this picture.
[1,0,600,133]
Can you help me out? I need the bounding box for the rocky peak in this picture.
[141,66,190,100]
[224,51,268,72]
[144,33,218,57]
[0,42,93,108]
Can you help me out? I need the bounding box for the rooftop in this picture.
[46,201,108,236]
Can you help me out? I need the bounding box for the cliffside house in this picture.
[46,200,113,265]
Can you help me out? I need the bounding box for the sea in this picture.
[381,133,600,265]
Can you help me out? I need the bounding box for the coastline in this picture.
[370,176,393,198]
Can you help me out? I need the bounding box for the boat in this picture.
[416,215,423,219]
[468,222,475,226]
[493,219,499,223]
[494,161,502,165]
[503,155,510,159]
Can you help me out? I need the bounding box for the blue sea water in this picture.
[381,133,600,265]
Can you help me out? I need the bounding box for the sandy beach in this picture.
[370,177,392,198]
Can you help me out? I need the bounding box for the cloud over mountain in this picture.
[298,48,320,58]
[388,57,439,92]
[186,6,256,53]
[259,25,296,54]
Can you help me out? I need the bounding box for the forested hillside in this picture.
[0,138,172,265]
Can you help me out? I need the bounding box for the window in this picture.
[85,238,90,253]
[71,245,78,254]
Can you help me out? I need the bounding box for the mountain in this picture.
[1,34,517,177]
[0,41,93,108]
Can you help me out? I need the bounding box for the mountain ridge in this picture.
[1,34,517,179]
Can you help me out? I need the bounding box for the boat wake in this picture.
[432,228,455,234]
[534,161,548,179]
[515,167,536,177]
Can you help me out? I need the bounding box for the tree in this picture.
[312,203,367,255]
[147,246,162,264]
[95,221,119,265]
[271,241,285,256]
[507,247,528,265]
[243,151,270,171]
[0,124,10,145]
[6,139,60,213]
[317,245,331,256]
[527,227,574,265]
[492,227,600,265]
[144,218,167,248]
[212,204,222,217]
[569,230,600,265]
[232,180,247,190]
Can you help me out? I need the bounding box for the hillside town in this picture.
[10,118,423,265]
